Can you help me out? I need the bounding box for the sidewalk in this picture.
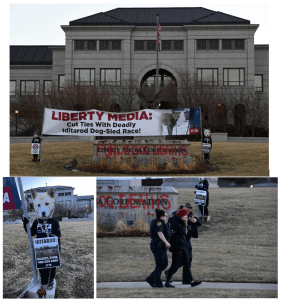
[97,281,277,290]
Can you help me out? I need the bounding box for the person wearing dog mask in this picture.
[23,187,61,291]
[164,208,202,288]
[146,208,171,288]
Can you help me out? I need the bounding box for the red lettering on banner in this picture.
[97,194,171,210]
[79,112,87,120]
[139,111,149,120]
[70,113,78,121]
[3,187,16,211]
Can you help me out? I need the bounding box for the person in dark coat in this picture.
[23,216,61,290]
[197,177,209,216]
[182,202,202,283]
[32,134,42,162]
[146,209,171,288]
[164,208,202,288]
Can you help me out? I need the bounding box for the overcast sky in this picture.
[9,3,269,45]
[16,177,96,197]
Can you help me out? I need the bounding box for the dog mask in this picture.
[204,128,211,137]
[31,188,55,219]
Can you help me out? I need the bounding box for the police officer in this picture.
[164,208,202,288]
[183,202,202,283]
[32,134,42,162]
[146,208,171,288]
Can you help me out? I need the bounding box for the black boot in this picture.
[191,281,202,287]
[164,281,175,288]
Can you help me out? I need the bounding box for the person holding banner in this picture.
[146,209,171,288]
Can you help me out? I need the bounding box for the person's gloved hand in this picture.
[23,217,29,225]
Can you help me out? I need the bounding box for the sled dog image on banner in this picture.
[159,110,181,135]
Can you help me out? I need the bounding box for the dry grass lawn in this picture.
[97,187,277,298]
[10,141,269,176]
[3,220,94,298]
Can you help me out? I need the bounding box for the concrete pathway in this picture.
[97,281,277,290]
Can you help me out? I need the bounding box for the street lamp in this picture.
[15,110,19,136]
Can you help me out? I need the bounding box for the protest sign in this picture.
[31,143,40,154]
[42,107,201,136]
[194,190,207,205]
[34,237,61,269]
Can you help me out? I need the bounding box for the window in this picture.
[58,75,65,92]
[99,40,121,51]
[20,80,39,95]
[197,69,218,85]
[65,192,71,196]
[44,81,52,95]
[224,69,245,86]
[197,39,219,50]
[222,39,245,50]
[74,40,97,51]
[74,69,95,86]
[255,75,263,92]
[58,193,64,197]
[162,40,184,51]
[100,69,121,86]
[134,40,156,51]
[10,81,16,96]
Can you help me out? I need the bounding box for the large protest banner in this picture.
[3,177,22,210]
[42,107,201,136]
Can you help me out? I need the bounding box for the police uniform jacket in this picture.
[169,215,187,250]
[150,218,170,253]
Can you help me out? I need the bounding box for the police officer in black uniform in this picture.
[183,202,202,283]
[146,208,171,288]
[164,208,202,288]
[23,215,61,290]
[32,134,42,162]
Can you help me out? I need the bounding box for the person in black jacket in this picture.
[183,203,202,283]
[164,208,202,288]
[32,134,42,162]
[23,215,61,290]
[146,209,171,288]
[197,178,209,216]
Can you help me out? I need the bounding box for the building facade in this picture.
[10,7,269,134]
[24,185,94,211]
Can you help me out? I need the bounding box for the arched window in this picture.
[215,103,227,131]
[234,104,246,133]
[109,102,121,112]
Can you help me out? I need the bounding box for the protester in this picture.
[197,177,209,216]
[32,134,42,162]
[164,208,202,288]
[146,209,171,288]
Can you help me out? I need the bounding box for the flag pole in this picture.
[156,13,159,108]
[17,177,38,284]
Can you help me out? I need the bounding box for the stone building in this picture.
[24,185,94,211]
[10,7,269,134]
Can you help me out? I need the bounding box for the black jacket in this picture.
[187,211,202,239]
[169,215,187,250]
[24,217,61,250]
[150,218,171,252]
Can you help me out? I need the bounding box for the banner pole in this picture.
[156,13,159,108]
[199,106,203,159]
[17,177,38,284]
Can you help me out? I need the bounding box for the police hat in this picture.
[184,202,193,209]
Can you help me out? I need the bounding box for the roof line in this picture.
[103,12,128,24]
[191,11,218,23]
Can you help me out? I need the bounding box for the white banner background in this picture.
[42,108,200,136]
